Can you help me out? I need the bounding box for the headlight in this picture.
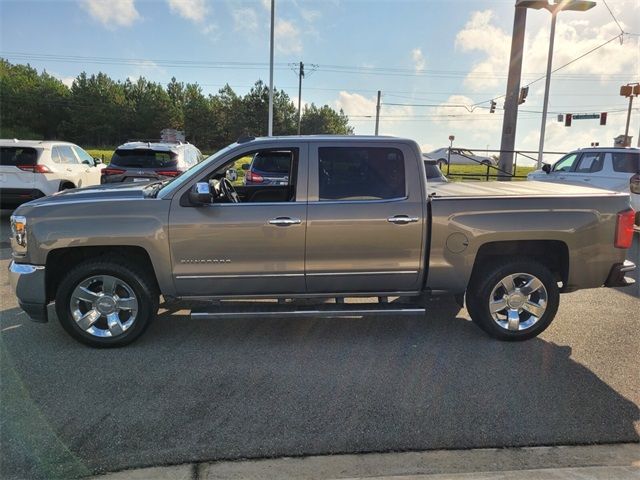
[10,215,27,248]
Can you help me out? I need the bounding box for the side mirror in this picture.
[189,182,212,205]
[542,164,551,174]
[241,164,250,171]
[93,157,103,166]
[226,168,238,182]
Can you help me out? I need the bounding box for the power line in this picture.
[602,0,625,35]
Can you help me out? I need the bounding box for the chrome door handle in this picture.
[387,215,419,224]
[268,217,302,226]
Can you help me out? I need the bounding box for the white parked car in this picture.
[0,139,104,209]
[527,147,640,212]
[426,148,496,168]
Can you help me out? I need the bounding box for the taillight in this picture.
[614,208,635,249]
[155,170,182,177]
[18,164,52,173]
[102,168,125,176]
[246,171,264,183]
[630,173,640,195]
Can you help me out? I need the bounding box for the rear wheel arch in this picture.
[469,240,569,290]
[58,181,76,191]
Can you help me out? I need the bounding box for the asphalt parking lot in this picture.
[1,211,639,480]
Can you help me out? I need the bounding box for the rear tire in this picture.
[55,256,159,347]
[466,258,559,341]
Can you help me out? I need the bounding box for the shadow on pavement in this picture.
[1,297,638,479]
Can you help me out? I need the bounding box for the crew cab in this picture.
[9,136,636,347]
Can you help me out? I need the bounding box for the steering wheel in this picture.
[220,177,240,203]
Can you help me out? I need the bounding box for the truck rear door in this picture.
[305,142,426,293]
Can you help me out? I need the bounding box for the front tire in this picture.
[55,257,159,347]
[466,259,559,341]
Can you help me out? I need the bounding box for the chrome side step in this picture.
[191,302,426,320]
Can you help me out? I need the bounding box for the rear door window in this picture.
[110,149,177,168]
[57,145,80,164]
[0,147,38,167]
[318,147,405,201]
[612,153,640,173]
[574,152,603,173]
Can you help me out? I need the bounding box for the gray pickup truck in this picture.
[9,136,637,347]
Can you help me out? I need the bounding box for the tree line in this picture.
[0,59,354,151]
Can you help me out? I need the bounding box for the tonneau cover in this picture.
[429,180,627,198]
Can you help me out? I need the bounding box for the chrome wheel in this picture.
[489,272,548,332]
[70,275,139,338]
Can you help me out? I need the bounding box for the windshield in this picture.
[158,143,237,198]
[111,149,177,168]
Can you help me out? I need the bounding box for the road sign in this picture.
[572,113,600,120]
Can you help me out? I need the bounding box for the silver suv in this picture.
[101,141,204,184]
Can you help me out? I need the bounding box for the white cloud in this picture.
[275,19,302,54]
[260,0,271,11]
[232,8,258,32]
[335,91,413,135]
[411,48,426,72]
[300,9,321,23]
[455,9,640,92]
[167,0,208,23]
[79,0,140,28]
[51,72,76,88]
[433,95,502,136]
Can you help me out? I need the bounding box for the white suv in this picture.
[0,139,104,209]
[528,147,640,212]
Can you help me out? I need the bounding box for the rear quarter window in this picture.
[0,147,39,166]
[111,149,177,168]
[612,153,640,173]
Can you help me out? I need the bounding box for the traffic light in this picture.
[600,112,607,126]
[620,85,633,97]
[518,86,529,105]
[565,114,572,127]
[489,100,496,113]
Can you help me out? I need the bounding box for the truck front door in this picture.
[168,144,308,296]
[305,142,426,293]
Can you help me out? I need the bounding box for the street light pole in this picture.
[536,10,557,168]
[268,0,275,137]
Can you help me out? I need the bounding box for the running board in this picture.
[191,302,426,320]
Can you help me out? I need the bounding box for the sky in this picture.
[1,0,639,164]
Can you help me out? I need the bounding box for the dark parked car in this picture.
[101,141,203,184]
[242,150,292,186]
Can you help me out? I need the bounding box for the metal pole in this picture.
[297,61,304,135]
[624,95,633,146]
[498,5,527,181]
[268,0,275,136]
[374,90,381,135]
[537,10,557,168]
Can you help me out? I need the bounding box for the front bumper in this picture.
[604,260,637,288]
[8,261,48,322]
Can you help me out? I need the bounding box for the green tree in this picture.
[300,104,353,135]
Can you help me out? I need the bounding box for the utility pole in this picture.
[375,90,381,136]
[620,83,639,147]
[297,61,305,135]
[497,5,527,180]
[268,0,275,136]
